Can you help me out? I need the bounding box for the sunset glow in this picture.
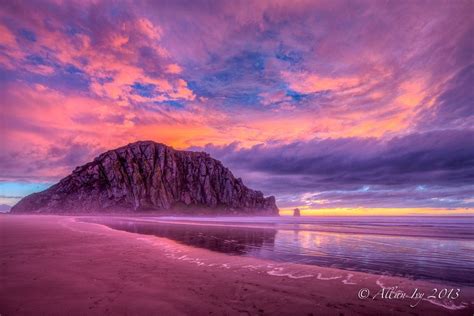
[0,1,473,215]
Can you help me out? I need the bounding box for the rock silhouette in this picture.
[11,141,279,214]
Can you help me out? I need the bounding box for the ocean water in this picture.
[82,216,474,285]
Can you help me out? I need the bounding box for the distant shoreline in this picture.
[3,211,474,217]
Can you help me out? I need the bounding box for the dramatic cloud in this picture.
[196,129,474,209]
[0,0,472,213]
[417,65,474,129]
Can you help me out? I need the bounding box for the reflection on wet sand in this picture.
[271,229,474,285]
[86,219,276,255]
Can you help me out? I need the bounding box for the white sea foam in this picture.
[317,273,342,280]
[424,298,467,310]
[376,279,390,289]
[267,267,313,279]
[342,273,356,285]
[243,264,263,271]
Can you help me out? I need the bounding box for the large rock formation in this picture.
[11,141,278,215]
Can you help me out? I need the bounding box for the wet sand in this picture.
[1,215,473,315]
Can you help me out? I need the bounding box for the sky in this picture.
[0,0,473,215]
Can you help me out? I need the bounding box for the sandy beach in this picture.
[1,215,473,316]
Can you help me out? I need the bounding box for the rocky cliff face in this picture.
[11,141,278,214]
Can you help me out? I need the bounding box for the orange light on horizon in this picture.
[279,207,474,216]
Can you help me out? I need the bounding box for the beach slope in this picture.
[1,215,472,315]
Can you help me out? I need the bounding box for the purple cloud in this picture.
[194,129,474,208]
[417,65,474,129]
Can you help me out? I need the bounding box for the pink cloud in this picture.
[0,0,471,194]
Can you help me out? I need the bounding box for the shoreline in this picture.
[4,212,474,217]
[1,215,473,315]
[77,215,474,242]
